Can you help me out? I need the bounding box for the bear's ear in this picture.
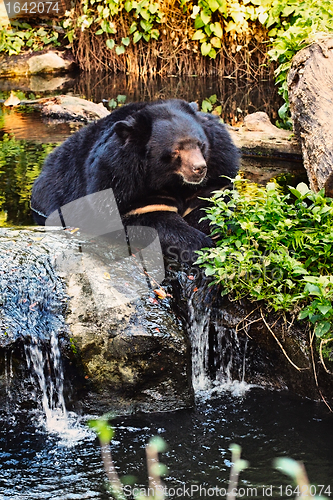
[113,120,134,143]
[113,112,152,145]
[189,101,199,112]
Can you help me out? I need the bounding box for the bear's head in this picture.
[113,100,210,190]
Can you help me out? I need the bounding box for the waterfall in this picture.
[24,330,68,433]
[23,331,92,442]
[188,289,252,399]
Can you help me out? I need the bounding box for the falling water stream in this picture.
[188,293,253,399]
[22,331,94,444]
[24,331,67,433]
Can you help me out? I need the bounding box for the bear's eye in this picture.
[172,149,180,158]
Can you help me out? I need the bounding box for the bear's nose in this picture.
[192,161,207,175]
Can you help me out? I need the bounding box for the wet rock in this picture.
[40,95,110,122]
[29,75,76,92]
[3,91,20,106]
[0,227,192,415]
[288,35,333,192]
[0,50,76,78]
[211,296,333,402]
[0,2,9,26]
[1,227,332,413]
[228,112,301,160]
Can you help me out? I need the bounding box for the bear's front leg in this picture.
[123,211,213,264]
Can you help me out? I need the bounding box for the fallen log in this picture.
[288,34,333,193]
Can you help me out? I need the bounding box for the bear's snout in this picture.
[192,161,207,175]
[178,147,207,184]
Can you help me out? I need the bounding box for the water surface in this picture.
[1,390,332,499]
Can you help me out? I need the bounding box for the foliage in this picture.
[64,0,164,55]
[264,0,333,128]
[90,418,325,500]
[88,417,114,444]
[275,457,330,499]
[183,0,333,127]
[89,417,168,500]
[200,94,222,117]
[0,134,56,226]
[195,180,333,350]
[0,21,61,55]
[108,94,127,110]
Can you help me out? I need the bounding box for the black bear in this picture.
[31,99,239,262]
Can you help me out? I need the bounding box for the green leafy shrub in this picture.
[195,179,333,353]
[183,0,333,127]
[264,0,333,128]
[0,21,61,55]
[66,0,164,55]
[200,94,222,116]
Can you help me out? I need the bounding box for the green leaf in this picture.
[140,19,152,31]
[149,435,168,453]
[207,0,220,12]
[211,36,221,48]
[133,31,142,43]
[192,29,206,41]
[106,38,115,49]
[201,41,212,56]
[258,11,268,24]
[206,267,217,277]
[88,418,114,445]
[274,458,304,480]
[304,283,321,296]
[117,94,127,104]
[194,16,205,29]
[129,22,137,34]
[124,0,133,12]
[317,305,332,316]
[218,0,227,15]
[95,29,104,35]
[115,44,125,55]
[298,308,310,320]
[202,99,213,112]
[140,8,150,20]
[200,10,211,25]
[150,29,159,40]
[149,3,158,14]
[108,98,117,109]
[122,37,130,46]
[295,182,310,196]
[210,21,223,38]
[314,321,331,338]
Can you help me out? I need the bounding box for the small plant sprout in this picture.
[145,436,168,500]
[274,457,328,500]
[88,418,125,500]
[89,417,168,500]
[227,444,249,500]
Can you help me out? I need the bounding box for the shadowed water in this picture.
[1,390,333,499]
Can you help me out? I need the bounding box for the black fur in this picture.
[31,99,239,262]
